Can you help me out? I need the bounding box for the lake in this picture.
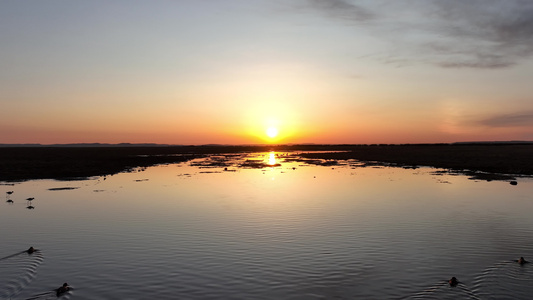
[1,151,532,299]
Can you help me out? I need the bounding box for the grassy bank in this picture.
[0,144,532,181]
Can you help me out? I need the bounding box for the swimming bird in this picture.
[6,191,13,195]
[26,247,37,254]
[56,283,70,296]
[448,277,458,287]
[518,257,529,265]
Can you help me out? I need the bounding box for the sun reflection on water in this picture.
[268,152,277,166]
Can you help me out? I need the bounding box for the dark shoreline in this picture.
[1,144,532,182]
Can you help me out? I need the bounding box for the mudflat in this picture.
[297,143,533,180]
[0,143,532,181]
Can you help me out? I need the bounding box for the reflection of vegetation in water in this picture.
[185,151,354,171]
[190,155,233,168]
[282,152,346,167]
[205,151,346,169]
[188,153,283,170]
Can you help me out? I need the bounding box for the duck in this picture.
[448,277,458,287]
[56,283,70,296]
[26,247,37,254]
[518,257,529,265]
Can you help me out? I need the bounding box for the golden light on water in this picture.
[268,151,277,166]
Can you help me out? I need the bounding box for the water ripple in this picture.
[0,250,44,299]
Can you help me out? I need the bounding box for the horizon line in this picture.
[1,141,533,147]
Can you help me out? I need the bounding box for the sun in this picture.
[266,127,278,138]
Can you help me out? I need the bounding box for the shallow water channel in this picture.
[1,152,532,299]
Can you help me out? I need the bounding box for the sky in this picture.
[1,0,533,145]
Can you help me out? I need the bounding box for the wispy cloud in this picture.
[478,112,533,127]
[427,0,533,69]
[304,0,374,22]
[297,0,533,69]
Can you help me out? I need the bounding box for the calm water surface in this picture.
[1,152,532,299]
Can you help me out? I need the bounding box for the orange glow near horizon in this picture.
[243,111,293,144]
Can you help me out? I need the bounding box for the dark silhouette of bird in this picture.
[448,277,458,287]
[56,283,70,296]
[518,257,529,265]
[6,199,13,204]
[26,247,37,254]
[26,197,34,201]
